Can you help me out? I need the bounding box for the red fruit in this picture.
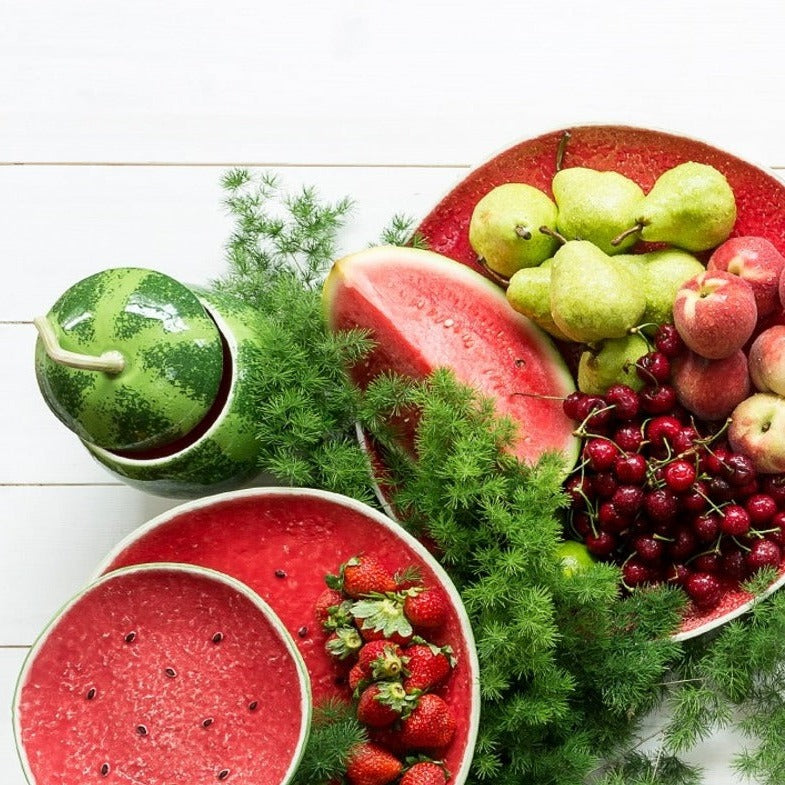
[721,548,749,582]
[720,505,751,537]
[654,324,685,358]
[358,640,407,680]
[357,682,414,728]
[598,501,629,533]
[349,663,368,692]
[636,351,671,385]
[663,460,697,494]
[592,472,618,499]
[746,539,782,573]
[403,586,449,630]
[646,416,682,449]
[346,743,403,785]
[682,482,709,514]
[605,384,640,420]
[685,571,722,609]
[566,474,594,507]
[585,530,617,557]
[400,761,449,785]
[702,445,731,476]
[745,494,778,526]
[341,556,397,599]
[563,391,589,421]
[633,535,664,563]
[585,438,620,471]
[640,384,677,414]
[722,453,757,487]
[614,453,647,484]
[315,588,345,621]
[693,552,722,574]
[614,423,645,453]
[762,474,785,507]
[359,626,414,646]
[692,513,720,543]
[611,485,644,517]
[403,643,454,693]
[623,558,657,587]
[399,694,456,750]
[325,627,364,660]
[644,488,680,522]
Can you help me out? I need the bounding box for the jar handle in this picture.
[34,316,125,375]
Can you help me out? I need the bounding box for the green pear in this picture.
[506,264,569,341]
[550,241,646,343]
[552,167,644,255]
[637,248,705,325]
[469,183,559,278]
[616,162,736,252]
[578,334,649,394]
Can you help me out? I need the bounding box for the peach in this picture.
[748,325,785,395]
[672,271,757,359]
[729,393,785,474]
[708,236,785,317]
[672,349,750,421]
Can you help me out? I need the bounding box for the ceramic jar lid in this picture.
[34,267,224,452]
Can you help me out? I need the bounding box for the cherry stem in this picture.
[611,222,644,247]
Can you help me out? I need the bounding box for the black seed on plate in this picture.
[124,631,136,643]
[248,700,258,712]
[100,763,110,776]
[202,717,214,728]
[136,724,148,736]
[212,632,224,644]
[86,687,97,700]
[297,625,308,638]
[218,768,230,780]
[274,569,287,579]
[164,667,177,678]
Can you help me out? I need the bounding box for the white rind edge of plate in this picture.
[92,486,482,785]
[13,562,312,785]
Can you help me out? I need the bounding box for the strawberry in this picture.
[358,640,408,680]
[399,694,456,750]
[315,588,344,621]
[340,556,397,599]
[359,625,413,646]
[357,682,417,728]
[345,742,403,785]
[353,594,413,642]
[403,644,454,693]
[315,589,353,631]
[325,626,363,660]
[403,586,449,630]
[348,663,368,693]
[400,761,449,785]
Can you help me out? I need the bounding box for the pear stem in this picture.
[556,130,571,172]
[539,225,568,245]
[611,222,644,247]
[34,315,125,375]
[477,258,510,290]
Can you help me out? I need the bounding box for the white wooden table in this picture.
[3,2,785,781]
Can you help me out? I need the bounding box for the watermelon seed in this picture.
[202,717,214,728]
[86,687,97,700]
[165,667,177,678]
[136,724,148,736]
[297,625,308,638]
[124,631,136,643]
[248,700,258,711]
[218,769,230,780]
[100,763,110,776]
[274,569,287,579]
[212,632,224,644]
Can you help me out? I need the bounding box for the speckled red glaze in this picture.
[417,125,785,277]
[96,489,479,782]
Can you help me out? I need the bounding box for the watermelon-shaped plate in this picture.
[94,488,480,785]
[409,124,785,640]
[14,563,310,785]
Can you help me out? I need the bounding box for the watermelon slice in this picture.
[322,245,579,468]
[94,488,480,785]
[14,563,310,785]
[415,124,785,275]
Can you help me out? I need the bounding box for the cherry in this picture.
[693,552,722,574]
[685,572,722,609]
[585,530,617,557]
[745,494,778,526]
[745,539,782,573]
[571,511,593,537]
[663,460,697,494]
[640,385,678,415]
[636,352,671,385]
[721,548,748,582]
[612,485,645,517]
[761,474,785,508]
[585,439,620,472]
[646,416,682,449]
[668,525,698,561]
[566,475,593,508]
[702,446,731,476]
[605,384,640,421]
[633,534,664,563]
[583,397,613,431]
[654,324,685,358]
[644,488,680,522]
[563,391,588,421]
[614,453,647,485]
[666,562,690,586]
[707,476,734,503]
[691,512,720,543]
[623,558,656,587]
[682,482,709,514]
[598,501,629,534]
[593,472,618,499]
[719,505,751,537]
[672,426,699,456]
[615,424,644,453]
[722,454,757,487]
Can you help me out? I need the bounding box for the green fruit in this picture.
[577,334,649,394]
[506,264,569,341]
[638,249,705,326]
[469,183,559,278]
[550,241,646,343]
[35,268,224,452]
[622,162,737,251]
[552,167,644,255]
[556,541,596,576]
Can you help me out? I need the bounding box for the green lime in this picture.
[556,541,596,577]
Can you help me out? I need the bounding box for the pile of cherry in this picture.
[316,555,457,785]
[564,324,785,611]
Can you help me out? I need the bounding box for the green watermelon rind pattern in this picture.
[84,291,265,498]
[35,268,224,451]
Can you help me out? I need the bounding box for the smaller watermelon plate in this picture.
[14,563,310,785]
[94,488,481,785]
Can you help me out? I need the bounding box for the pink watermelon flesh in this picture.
[16,566,306,785]
[417,125,785,276]
[98,491,477,780]
[323,246,578,466]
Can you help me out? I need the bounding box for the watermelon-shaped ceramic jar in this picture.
[35,269,266,497]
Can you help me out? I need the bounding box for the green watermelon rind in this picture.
[13,562,312,785]
[35,268,225,452]
[323,245,580,471]
[84,291,265,498]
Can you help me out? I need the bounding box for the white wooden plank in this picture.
[0,648,29,785]
[0,486,179,645]
[0,165,463,322]
[2,1,785,166]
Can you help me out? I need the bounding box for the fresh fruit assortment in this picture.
[317,554,457,785]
